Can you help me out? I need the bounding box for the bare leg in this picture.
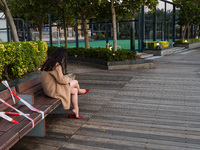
[70,80,87,94]
[70,87,79,117]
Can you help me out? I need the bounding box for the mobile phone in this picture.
[69,75,73,78]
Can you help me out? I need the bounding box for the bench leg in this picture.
[26,119,46,137]
[50,104,65,114]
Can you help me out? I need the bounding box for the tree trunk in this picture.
[187,25,190,40]
[0,0,19,42]
[111,0,117,51]
[63,15,68,49]
[39,17,44,40]
[82,13,89,49]
[78,3,89,49]
[182,21,192,40]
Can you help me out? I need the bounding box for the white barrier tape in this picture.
[0,99,35,128]
[12,92,45,120]
[1,80,16,104]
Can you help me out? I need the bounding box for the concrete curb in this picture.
[68,57,154,70]
[174,41,200,49]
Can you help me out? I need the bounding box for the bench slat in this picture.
[0,75,62,150]
[0,119,19,132]
[0,131,19,150]
[16,76,41,94]
[0,87,19,111]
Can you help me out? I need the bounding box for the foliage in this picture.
[98,0,158,51]
[7,0,51,41]
[46,0,76,49]
[66,0,102,49]
[0,41,47,80]
[95,34,105,40]
[146,41,169,49]
[173,0,200,40]
[175,38,200,44]
[145,8,173,31]
[7,0,49,24]
[48,46,139,62]
[0,0,19,42]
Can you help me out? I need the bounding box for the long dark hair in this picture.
[41,47,68,74]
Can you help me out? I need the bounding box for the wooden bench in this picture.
[0,75,63,150]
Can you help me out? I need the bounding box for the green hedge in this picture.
[175,38,200,44]
[0,41,47,80]
[48,47,139,62]
[146,41,169,49]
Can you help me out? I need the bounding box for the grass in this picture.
[52,39,174,50]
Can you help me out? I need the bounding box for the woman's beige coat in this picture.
[41,64,72,110]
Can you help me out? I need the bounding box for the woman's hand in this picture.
[67,73,76,80]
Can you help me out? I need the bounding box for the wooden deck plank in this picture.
[10,49,200,149]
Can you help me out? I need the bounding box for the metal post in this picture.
[141,6,145,51]
[153,7,157,41]
[161,22,163,41]
[199,24,200,37]
[130,20,135,51]
[180,27,182,39]
[105,19,109,47]
[138,12,141,52]
[172,4,175,42]
[117,22,119,40]
[6,19,10,42]
[164,2,167,41]
[167,23,169,41]
[186,28,188,39]
[194,25,197,38]
[26,22,30,41]
[75,17,79,48]
[90,19,93,40]
[147,17,149,39]
[22,20,25,41]
[191,25,193,38]
[48,14,52,47]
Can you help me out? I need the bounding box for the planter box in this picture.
[68,57,154,70]
[174,41,200,49]
[142,46,175,56]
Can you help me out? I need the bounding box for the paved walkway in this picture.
[12,48,200,150]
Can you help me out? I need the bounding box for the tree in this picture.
[7,0,50,41]
[100,0,158,51]
[47,0,75,49]
[173,0,200,40]
[68,0,101,49]
[0,0,19,42]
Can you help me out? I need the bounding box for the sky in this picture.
[144,0,173,12]
[157,0,173,10]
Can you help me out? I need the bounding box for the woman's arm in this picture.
[50,65,72,84]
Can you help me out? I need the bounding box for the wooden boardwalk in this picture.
[11,49,200,150]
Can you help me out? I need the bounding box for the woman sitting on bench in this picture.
[40,47,89,119]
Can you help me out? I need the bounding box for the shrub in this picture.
[0,41,47,80]
[47,46,58,56]
[175,38,200,44]
[94,34,105,40]
[146,41,169,49]
[48,46,139,62]
[175,39,189,43]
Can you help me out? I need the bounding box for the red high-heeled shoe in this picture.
[68,114,82,119]
[78,89,89,95]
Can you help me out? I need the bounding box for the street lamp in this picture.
[156,42,160,48]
